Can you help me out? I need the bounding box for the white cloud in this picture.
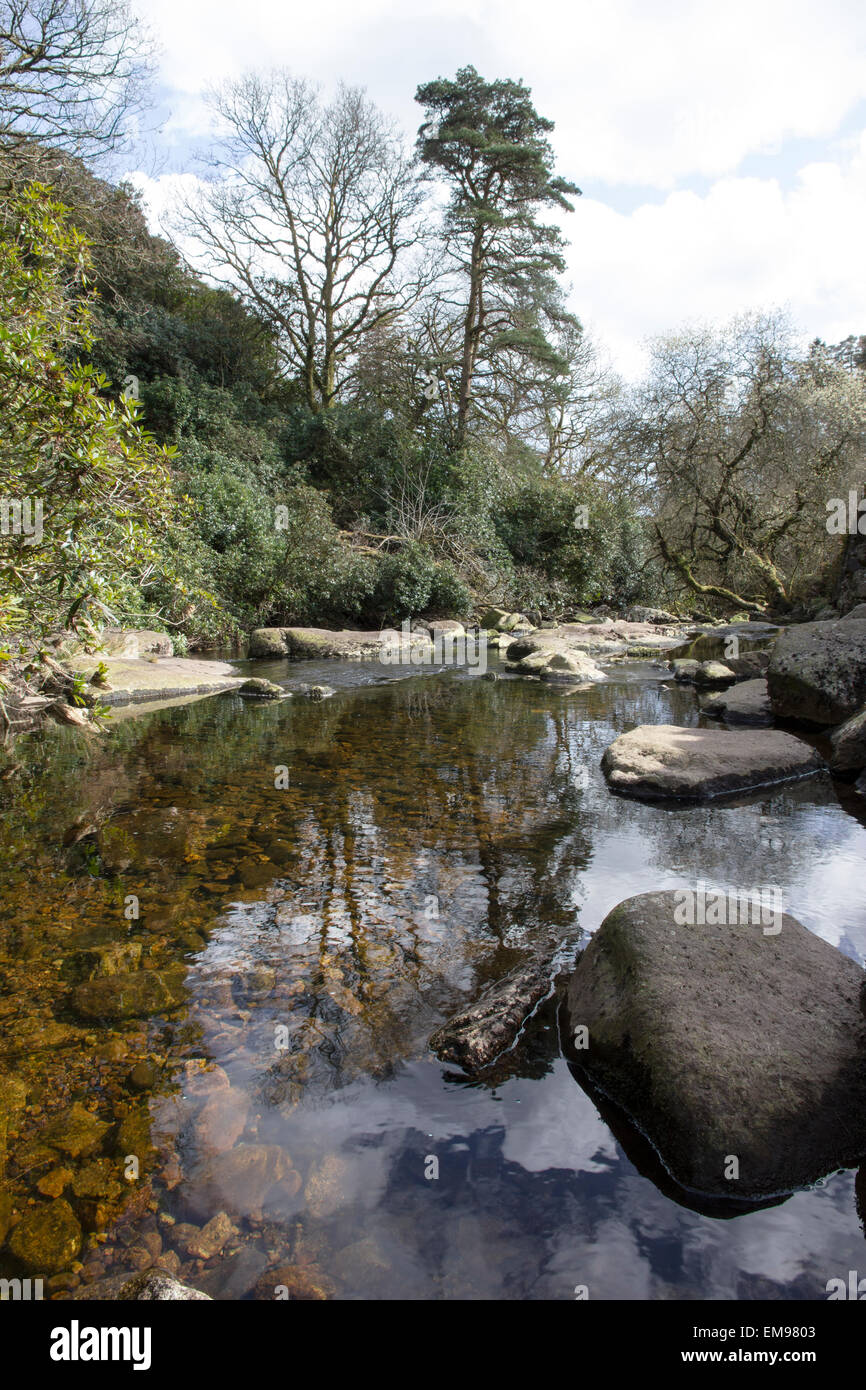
[139,0,866,185]
[563,131,866,376]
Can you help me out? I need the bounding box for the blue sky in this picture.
[127,0,866,378]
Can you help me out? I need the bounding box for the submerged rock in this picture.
[253,1264,331,1300]
[768,618,866,724]
[7,1198,82,1272]
[70,969,186,1021]
[197,1143,300,1219]
[601,724,824,800]
[429,958,553,1072]
[172,1211,234,1260]
[303,1153,351,1220]
[42,1102,110,1158]
[564,892,866,1198]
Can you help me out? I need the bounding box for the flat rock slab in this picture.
[768,618,866,725]
[58,627,174,659]
[429,959,553,1071]
[701,678,772,725]
[564,891,866,1198]
[547,622,689,656]
[65,656,242,705]
[601,724,824,800]
[249,626,433,660]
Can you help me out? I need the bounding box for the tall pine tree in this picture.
[416,66,581,445]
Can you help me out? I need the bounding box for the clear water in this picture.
[2,651,865,1299]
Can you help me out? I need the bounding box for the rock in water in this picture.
[72,1270,212,1299]
[564,892,866,1198]
[700,678,772,725]
[429,959,553,1071]
[7,1199,82,1272]
[601,724,824,800]
[830,705,866,774]
[70,969,185,1021]
[693,660,736,686]
[237,678,286,700]
[768,618,866,724]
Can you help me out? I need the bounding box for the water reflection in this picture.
[1,655,865,1298]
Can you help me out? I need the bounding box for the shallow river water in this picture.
[2,650,866,1299]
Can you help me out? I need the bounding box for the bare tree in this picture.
[0,0,156,159]
[637,313,866,612]
[175,71,429,412]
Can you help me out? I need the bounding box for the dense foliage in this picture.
[0,183,175,645]
[1,50,863,655]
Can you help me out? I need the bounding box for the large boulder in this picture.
[564,892,866,1198]
[505,640,606,684]
[601,724,824,800]
[767,618,866,725]
[247,628,289,658]
[700,678,772,726]
[830,705,866,774]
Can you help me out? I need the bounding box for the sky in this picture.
[128,0,866,380]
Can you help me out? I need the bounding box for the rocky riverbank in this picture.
[426,605,866,1202]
